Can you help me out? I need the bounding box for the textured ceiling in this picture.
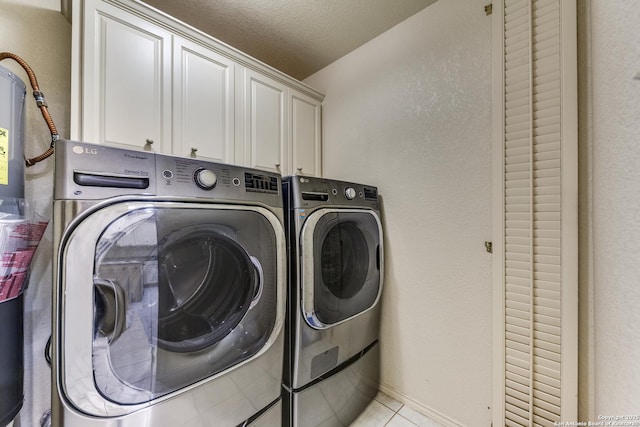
[142,0,438,80]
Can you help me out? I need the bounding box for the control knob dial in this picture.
[194,168,217,190]
[344,187,357,200]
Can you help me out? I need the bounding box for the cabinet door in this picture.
[290,91,321,177]
[82,0,172,153]
[243,69,288,174]
[492,0,578,425]
[173,36,235,162]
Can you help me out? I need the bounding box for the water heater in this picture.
[0,63,26,427]
[0,64,26,212]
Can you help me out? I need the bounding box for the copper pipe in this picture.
[0,52,58,166]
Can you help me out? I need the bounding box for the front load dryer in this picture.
[282,176,384,427]
[52,140,286,426]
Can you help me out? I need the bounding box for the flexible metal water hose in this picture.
[0,51,58,166]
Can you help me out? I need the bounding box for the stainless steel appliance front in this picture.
[282,175,384,427]
[52,140,285,426]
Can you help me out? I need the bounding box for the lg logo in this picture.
[72,145,98,155]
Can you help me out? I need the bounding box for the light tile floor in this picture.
[351,392,446,427]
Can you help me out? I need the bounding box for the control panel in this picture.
[154,153,280,202]
[290,175,379,209]
[55,139,284,205]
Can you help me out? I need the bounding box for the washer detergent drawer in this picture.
[58,201,285,417]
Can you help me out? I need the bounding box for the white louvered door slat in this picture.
[493,0,577,425]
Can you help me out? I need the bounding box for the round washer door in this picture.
[59,201,285,415]
[300,208,383,328]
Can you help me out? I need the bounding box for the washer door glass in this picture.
[302,209,382,327]
[89,204,279,405]
[156,230,256,352]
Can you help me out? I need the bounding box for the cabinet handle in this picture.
[297,167,303,172]
[143,139,154,151]
[275,163,280,169]
[190,147,198,158]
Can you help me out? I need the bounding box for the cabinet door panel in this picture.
[291,92,321,177]
[174,37,234,162]
[244,70,287,174]
[83,0,172,152]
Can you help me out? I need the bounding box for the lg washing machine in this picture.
[282,175,384,427]
[52,140,286,426]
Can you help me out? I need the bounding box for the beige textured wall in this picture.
[0,1,71,426]
[579,0,640,419]
[305,0,493,425]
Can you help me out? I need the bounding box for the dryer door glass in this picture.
[309,210,382,325]
[88,204,279,405]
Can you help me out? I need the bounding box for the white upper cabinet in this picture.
[68,0,324,176]
[80,0,172,153]
[241,70,323,177]
[243,69,288,175]
[290,90,321,177]
[173,36,235,163]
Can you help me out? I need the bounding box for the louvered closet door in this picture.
[492,0,578,426]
